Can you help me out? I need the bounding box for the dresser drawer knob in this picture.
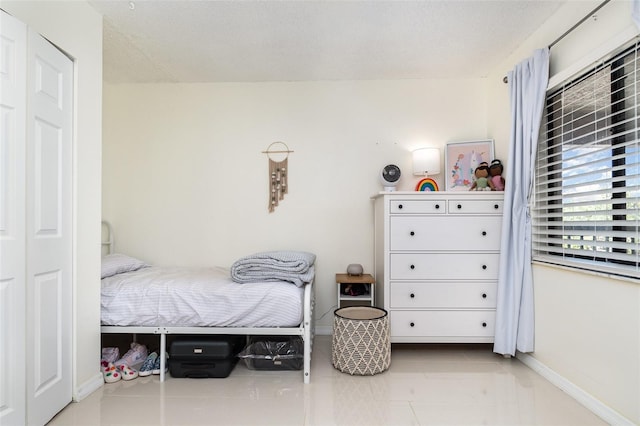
[398,204,403,209]
[482,293,487,299]
[482,322,487,327]
[435,204,440,209]
[410,264,415,270]
[410,293,415,298]
[482,231,487,236]
[457,204,462,209]
[494,204,499,209]
[482,265,487,270]
[410,322,415,327]
[410,231,415,236]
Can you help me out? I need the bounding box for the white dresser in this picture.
[374,192,503,343]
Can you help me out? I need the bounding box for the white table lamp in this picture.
[412,147,441,176]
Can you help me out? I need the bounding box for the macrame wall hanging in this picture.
[263,142,293,213]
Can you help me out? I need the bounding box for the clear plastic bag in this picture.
[237,336,304,370]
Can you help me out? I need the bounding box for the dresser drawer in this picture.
[390,199,446,214]
[390,216,501,251]
[390,253,499,280]
[390,282,497,308]
[448,199,503,214]
[390,311,495,337]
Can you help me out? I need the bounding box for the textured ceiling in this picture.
[88,0,566,83]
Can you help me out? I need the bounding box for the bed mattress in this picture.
[101,266,304,327]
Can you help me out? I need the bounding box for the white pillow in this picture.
[101,253,148,279]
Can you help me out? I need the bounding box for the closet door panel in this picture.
[34,119,62,232]
[0,11,27,426]
[26,29,72,426]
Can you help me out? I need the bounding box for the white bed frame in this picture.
[100,221,315,383]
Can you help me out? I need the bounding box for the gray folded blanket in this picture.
[230,251,316,287]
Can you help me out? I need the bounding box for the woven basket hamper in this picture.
[332,306,390,375]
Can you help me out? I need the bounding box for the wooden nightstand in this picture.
[335,273,375,308]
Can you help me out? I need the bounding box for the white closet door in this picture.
[25,28,73,426]
[0,11,27,426]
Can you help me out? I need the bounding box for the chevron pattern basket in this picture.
[332,306,390,375]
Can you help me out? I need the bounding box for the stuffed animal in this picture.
[469,164,493,191]
[489,159,505,191]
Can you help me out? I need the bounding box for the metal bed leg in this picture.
[303,334,311,384]
[302,278,314,384]
[159,333,166,382]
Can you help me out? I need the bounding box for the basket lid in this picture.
[334,306,387,320]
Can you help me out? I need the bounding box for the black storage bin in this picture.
[238,336,304,371]
[169,336,244,378]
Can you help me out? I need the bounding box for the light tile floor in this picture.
[49,336,606,425]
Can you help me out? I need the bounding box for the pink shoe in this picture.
[101,360,121,383]
[114,342,147,368]
[101,347,120,364]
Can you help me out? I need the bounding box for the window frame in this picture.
[532,39,640,280]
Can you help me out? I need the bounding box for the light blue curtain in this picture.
[493,48,550,356]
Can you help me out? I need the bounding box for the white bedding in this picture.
[101,266,305,327]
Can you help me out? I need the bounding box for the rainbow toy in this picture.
[416,177,439,192]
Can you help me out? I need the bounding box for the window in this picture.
[533,41,640,279]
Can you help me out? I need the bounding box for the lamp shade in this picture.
[412,148,440,176]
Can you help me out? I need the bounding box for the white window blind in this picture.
[533,40,640,279]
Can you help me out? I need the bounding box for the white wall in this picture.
[487,1,640,423]
[533,265,639,422]
[2,1,103,401]
[102,79,489,331]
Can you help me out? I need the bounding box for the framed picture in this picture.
[445,139,494,191]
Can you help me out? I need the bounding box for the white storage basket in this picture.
[332,306,390,375]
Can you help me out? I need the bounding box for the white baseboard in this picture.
[73,373,103,402]
[516,352,635,426]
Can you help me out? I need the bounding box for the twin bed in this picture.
[100,221,315,383]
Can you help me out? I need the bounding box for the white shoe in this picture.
[117,364,139,381]
[101,360,121,383]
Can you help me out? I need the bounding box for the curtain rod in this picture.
[549,0,611,49]
[503,0,612,83]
